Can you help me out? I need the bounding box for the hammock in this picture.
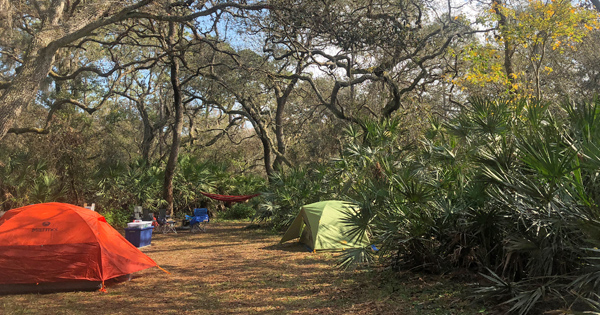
[200,192,261,203]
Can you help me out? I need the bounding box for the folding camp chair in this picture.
[187,208,209,233]
[157,209,177,234]
[133,206,142,220]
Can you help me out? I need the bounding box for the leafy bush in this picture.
[257,164,342,230]
[307,98,600,314]
[101,207,131,227]
[95,159,165,215]
[173,156,266,214]
[221,203,255,220]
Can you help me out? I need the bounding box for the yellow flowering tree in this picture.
[453,0,599,99]
[451,43,521,95]
[499,0,599,100]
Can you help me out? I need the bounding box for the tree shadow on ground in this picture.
[0,222,485,315]
[261,242,311,253]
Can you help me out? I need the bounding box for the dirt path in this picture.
[0,222,482,314]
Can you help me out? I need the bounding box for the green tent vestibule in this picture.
[280,200,369,251]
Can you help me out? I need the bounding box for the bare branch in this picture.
[49,1,271,50]
[49,54,166,81]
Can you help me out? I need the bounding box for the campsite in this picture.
[2,0,600,314]
[0,221,485,314]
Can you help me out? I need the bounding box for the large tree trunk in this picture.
[272,78,298,171]
[492,0,515,85]
[141,124,155,164]
[0,6,65,140]
[258,125,275,180]
[138,103,156,164]
[0,46,57,139]
[163,22,184,217]
[273,91,287,171]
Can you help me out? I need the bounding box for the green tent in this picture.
[280,200,369,251]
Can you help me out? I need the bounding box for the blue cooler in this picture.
[124,226,154,247]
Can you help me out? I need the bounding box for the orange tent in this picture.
[0,202,159,293]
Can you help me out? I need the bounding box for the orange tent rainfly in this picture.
[0,202,160,294]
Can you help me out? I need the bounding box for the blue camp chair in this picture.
[187,208,209,233]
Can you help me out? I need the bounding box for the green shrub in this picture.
[258,164,343,229]
[102,207,131,227]
[335,98,600,314]
[221,203,255,220]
